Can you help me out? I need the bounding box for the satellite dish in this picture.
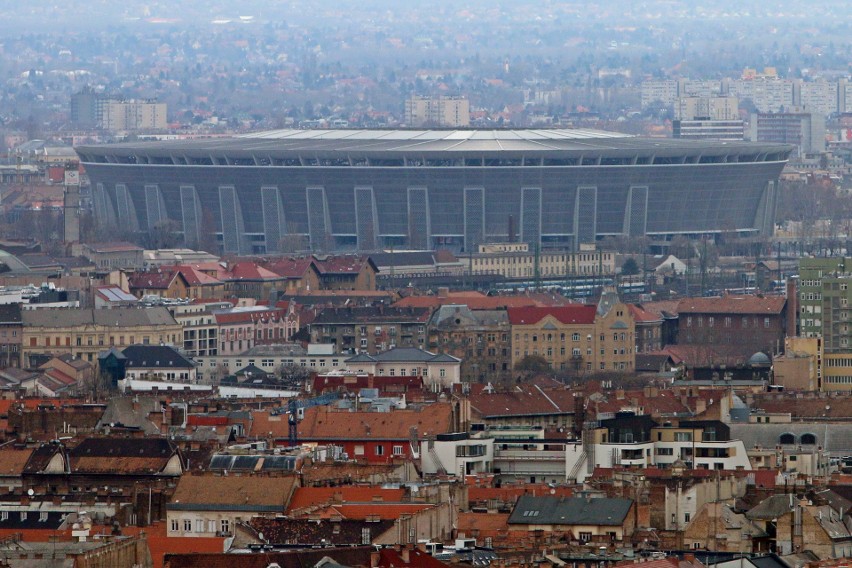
[27,489,34,496]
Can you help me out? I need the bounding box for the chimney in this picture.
[401,547,411,563]
[438,287,449,298]
[684,553,696,563]
[370,551,381,567]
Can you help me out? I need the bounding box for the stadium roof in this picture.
[76,128,792,160]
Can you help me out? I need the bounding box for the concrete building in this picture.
[420,432,493,476]
[750,111,826,156]
[675,96,739,121]
[673,119,745,141]
[405,95,470,127]
[566,414,751,482]
[102,100,168,131]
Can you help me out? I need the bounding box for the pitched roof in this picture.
[312,254,378,275]
[173,265,223,286]
[347,347,460,364]
[745,494,796,520]
[22,307,177,328]
[128,270,183,290]
[508,495,633,525]
[469,386,576,418]
[0,448,34,476]
[297,403,454,441]
[121,344,195,369]
[677,295,786,315]
[226,261,283,282]
[169,475,298,512]
[287,487,406,512]
[264,257,318,279]
[68,437,180,475]
[507,305,597,325]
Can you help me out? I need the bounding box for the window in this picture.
[393,445,404,456]
[779,433,796,445]
[684,513,691,523]
[800,433,817,445]
[184,519,192,532]
[440,369,446,378]
[171,519,179,532]
[220,519,230,534]
[579,532,592,543]
[354,445,365,456]
[675,432,692,442]
[362,527,371,545]
[375,445,384,456]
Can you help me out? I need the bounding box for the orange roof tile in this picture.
[297,403,454,441]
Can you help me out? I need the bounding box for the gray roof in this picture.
[347,347,460,364]
[78,128,790,158]
[746,494,796,521]
[22,307,177,328]
[729,423,852,454]
[508,495,633,526]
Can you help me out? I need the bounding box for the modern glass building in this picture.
[75,129,792,255]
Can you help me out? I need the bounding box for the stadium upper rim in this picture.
[75,128,793,161]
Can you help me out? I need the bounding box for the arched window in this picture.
[800,433,817,446]
[779,433,796,445]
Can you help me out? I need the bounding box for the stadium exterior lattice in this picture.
[75,129,791,255]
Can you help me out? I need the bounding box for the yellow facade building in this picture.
[507,290,635,374]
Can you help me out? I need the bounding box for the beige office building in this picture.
[405,96,470,127]
[102,101,168,130]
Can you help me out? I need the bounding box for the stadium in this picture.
[75,129,792,255]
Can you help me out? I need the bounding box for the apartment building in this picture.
[508,289,635,374]
[470,242,615,279]
[21,307,182,364]
[405,95,470,127]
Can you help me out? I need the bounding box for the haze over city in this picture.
[1,3,852,568]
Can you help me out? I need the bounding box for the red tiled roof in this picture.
[226,262,283,281]
[0,448,34,475]
[677,295,786,315]
[172,265,223,286]
[377,547,450,568]
[265,257,317,279]
[273,403,454,441]
[128,270,181,290]
[507,305,597,325]
[287,487,406,512]
[469,386,577,417]
[629,304,662,323]
[44,368,76,385]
